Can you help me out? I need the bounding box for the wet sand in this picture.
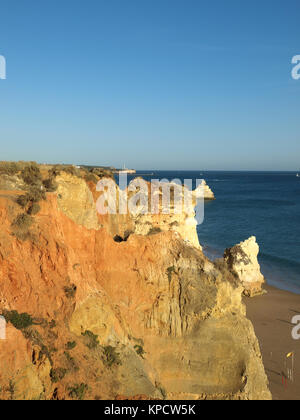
[245,284,300,400]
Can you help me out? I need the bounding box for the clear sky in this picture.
[0,0,299,170]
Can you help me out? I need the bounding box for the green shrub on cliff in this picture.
[60,166,80,177]
[103,346,122,367]
[42,178,58,192]
[82,330,99,350]
[48,165,61,178]
[20,164,42,187]
[66,341,77,350]
[50,368,67,383]
[16,194,31,208]
[92,168,115,180]
[27,202,41,215]
[64,283,77,299]
[68,383,88,400]
[3,310,33,330]
[147,227,162,235]
[0,162,19,176]
[11,213,34,241]
[12,213,33,231]
[27,187,46,202]
[84,173,98,184]
[134,344,146,359]
[17,187,46,209]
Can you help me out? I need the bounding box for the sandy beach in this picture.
[245,285,300,400]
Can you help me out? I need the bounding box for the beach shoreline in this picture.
[245,284,300,400]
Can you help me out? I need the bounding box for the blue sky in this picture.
[0,0,299,170]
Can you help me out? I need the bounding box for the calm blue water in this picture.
[127,171,300,294]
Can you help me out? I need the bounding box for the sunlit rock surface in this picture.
[224,236,265,297]
[0,171,270,400]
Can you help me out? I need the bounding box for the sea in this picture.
[125,170,300,294]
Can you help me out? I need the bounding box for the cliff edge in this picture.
[0,164,271,400]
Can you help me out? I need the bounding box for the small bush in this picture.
[147,227,162,235]
[0,162,19,176]
[61,166,79,177]
[3,310,34,330]
[64,284,77,299]
[66,341,77,350]
[20,165,42,186]
[12,213,33,231]
[84,173,98,184]
[11,212,35,242]
[17,194,31,208]
[27,203,41,215]
[26,187,46,202]
[103,346,122,367]
[17,188,45,209]
[82,330,99,350]
[50,368,67,383]
[13,230,33,242]
[68,383,88,400]
[43,178,57,192]
[134,344,146,359]
[92,168,115,180]
[113,235,124,243]
[48,166,61,178]
[113,230,132,243]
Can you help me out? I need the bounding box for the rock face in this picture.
[92,178,215,250]
[224,236,265,297]
[194,180,215,200]
[0,174,271,400]
[125,180,203,249]
[56,173,101,230]
[0,174,26,191]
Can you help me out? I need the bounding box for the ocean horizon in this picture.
[127,170,300,295]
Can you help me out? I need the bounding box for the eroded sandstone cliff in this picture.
[224,237,265,297]
[0,170,271,400]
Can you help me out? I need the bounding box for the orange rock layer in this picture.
[0,178,271,400]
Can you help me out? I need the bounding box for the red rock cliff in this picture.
[0,173,271,400]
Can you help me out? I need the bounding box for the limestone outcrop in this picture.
[0,174,26,191]
[224,236,265,297]
[0,170,271,400]
[194,179,215,200]
[56,173,101,230]
[91,178,215,249]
